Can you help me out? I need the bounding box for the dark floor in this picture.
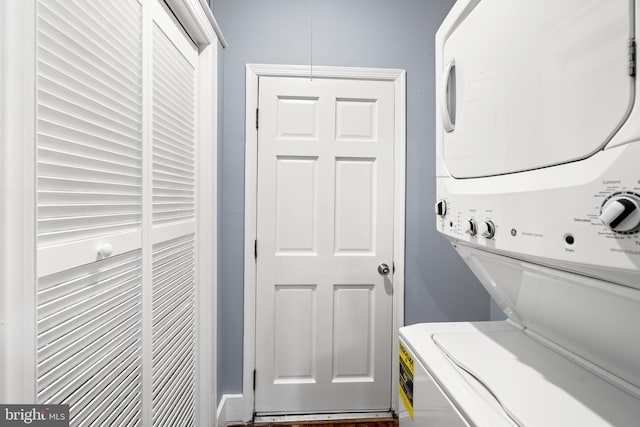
[229,417,398,427]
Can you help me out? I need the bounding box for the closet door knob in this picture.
[98,243,114,258]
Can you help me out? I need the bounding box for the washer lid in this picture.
[455,244,640,391]
[434,330,640,427]
[441,0,634,178]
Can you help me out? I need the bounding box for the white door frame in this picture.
[243,64,406,421]
[1,1,222,425]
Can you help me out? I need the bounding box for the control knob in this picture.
[435,200,447,217]
[480,220,495,239]
[599,193,640,234]
[466,219,478,236]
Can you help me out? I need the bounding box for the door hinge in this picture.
[392,262,395,274]
[629,38,636,77]
[256,108,259,130]
[253,369,257,391]
[254,239,258,260]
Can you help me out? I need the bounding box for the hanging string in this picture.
[310,0,314,81]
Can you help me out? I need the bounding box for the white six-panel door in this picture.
[255,76,395,414]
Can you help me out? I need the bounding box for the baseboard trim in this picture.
[217,394,246,426]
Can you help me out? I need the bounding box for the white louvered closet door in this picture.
[35,0,201,425]
[150,2,198,426]
[36,0,144,425]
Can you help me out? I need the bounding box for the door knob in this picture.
[378,263,390,276]
[97,243,113,258]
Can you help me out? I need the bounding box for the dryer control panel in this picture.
[436,142,640,290]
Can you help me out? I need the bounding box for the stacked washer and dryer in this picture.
[399,0,640,426]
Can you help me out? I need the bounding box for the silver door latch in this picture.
[378,263,390,276]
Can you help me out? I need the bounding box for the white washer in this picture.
[401,0,640,425]
[399,322,517,427]
[400,315,640,426]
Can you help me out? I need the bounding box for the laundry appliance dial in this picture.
[599,192,640,234]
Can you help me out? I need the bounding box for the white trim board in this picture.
[217,394,245,426]
[1,0,37,403]
[195,29,220,427]
[242,64,407,421]
[166,0,228,48]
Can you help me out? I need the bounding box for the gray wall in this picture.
[212,0,494,400]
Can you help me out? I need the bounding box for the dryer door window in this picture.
[441,0,633,178]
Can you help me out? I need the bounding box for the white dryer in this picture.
[400,0,640,425]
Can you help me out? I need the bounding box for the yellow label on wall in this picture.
[399,341,414,420]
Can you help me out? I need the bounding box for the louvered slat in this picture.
[38,308,139,375]
[71,355,140,425]
[67,350,140,418]
[37,0,143,247]
[152,235,196,426]
[39,121,141,158]
[152,23,196,226]
[154,144,193,167]
[37,250,143,426]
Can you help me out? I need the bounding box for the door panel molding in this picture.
[243,64,406,421]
